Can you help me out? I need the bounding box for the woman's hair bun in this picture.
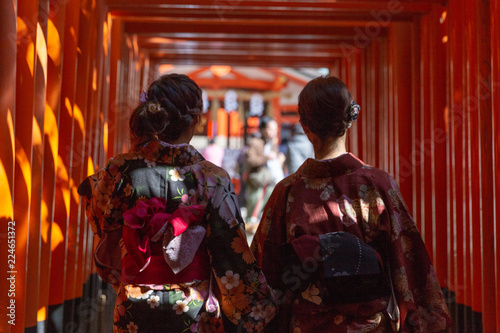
[129,74,202,146]
[147,102,162,114]
[298,76,353,139]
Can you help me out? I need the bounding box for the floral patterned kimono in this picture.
[78,139,276,332]
[251,153,451,333]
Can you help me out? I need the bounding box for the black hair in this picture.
[298,76,353,139]
[129,74,202,145]
[259,115,275,131]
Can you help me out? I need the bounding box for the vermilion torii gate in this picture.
[0,1,499,331]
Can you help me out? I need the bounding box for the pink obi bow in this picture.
[122,197,205,274]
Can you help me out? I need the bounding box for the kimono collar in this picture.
[296,153,366,178]
[137,139,205,166]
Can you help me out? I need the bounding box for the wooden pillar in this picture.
[49,0,81,315]
[0,0,17,330]
[492,0,500,328]
[446,0,466,321]
[39,0,67,328]
[26,0,49,329]
[410,18,422,230]
[429,4,448,287]
[14,0,39,330]
[107,18,122,159]
[464,0,483,317]
[476,0,495,328]
[389,21,413,213]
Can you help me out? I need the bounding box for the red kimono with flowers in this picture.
[251,153,451,332]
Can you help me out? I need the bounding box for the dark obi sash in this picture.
[121,197,210,284]
[281,231,390,305]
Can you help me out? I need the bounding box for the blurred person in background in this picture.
[285,122,314,175]
[201,138,225,167]
[244,116,285,224]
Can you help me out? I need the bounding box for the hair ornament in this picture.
[140,91,148,103]
[147,102,162,113]
[348,100,360,122]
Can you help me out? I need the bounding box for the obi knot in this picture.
[122,197,205,274]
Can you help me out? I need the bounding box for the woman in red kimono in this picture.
[79,74,275,332]
[251,76,451,332]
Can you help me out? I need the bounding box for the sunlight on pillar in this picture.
[70,178,79,204]
[0,109,14,214]
[103,121,109,156]
[70,26,76,42]
[56,156,70,214]
[7,109,15,157]
[41,201,50,244]
[47,19,61,66]
[17,16,28,37]
[103,19,109,57]
[444,106,449,134]
[73,104,85,134]
[42,194,63,249]
[32,115,43,147]
[37,306,46,322]
[87,156,95,176]
[44,103,59,158]
[36,22,48,84]
[17,17,34,77]
[0,162,13,217]
[92,67,97,91]
[133,36,139,55]
[148,37,174,44]
[50,222,64,251]
[26,41,35,77]
[440,11,447,24]
[15,142,32,202]
[65,97,72,117]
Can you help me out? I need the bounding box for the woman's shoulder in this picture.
[272,172,303,195]
[108,151,145,167]
[196,159,231,177]
[345,156,399,192]
[348,156,391,178]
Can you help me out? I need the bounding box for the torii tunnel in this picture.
[1,0,499,332]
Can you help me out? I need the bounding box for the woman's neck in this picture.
[131,135,191,151]
[311,134,347,160]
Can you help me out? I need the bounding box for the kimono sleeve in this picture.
[251,183,293,332]
[250,183,287,290]
[384,176,452,332]
[205,173,276,332]
[77,161,126,285]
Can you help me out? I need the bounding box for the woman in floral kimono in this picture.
[251,76,451,332]
[78,74,275,332]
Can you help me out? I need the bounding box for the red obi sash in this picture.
[121,197,210,284]
[121,247,210,284]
